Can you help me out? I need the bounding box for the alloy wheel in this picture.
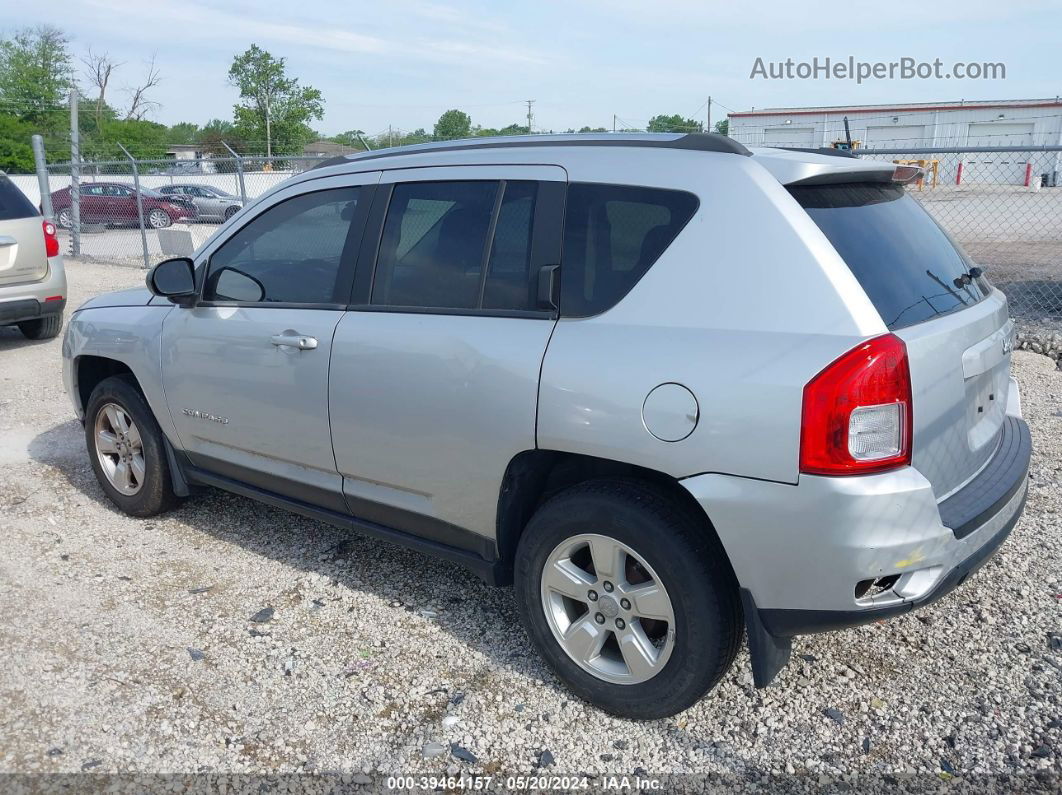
[540,533,676,685]
[148,209,171,229]
[94,403,146,496]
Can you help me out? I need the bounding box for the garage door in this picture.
[865,125,925,148]
[762,127,816,148]
[965,122,1035,184]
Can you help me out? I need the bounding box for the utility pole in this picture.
[264,93,272,160]
[706,96,712,132]
[613,114,616,133]
[32,135,52,222]
[69,89,81,257]
[526,99,535,135]
[388,125,393,147]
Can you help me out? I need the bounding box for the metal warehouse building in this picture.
[728,98,1062,184]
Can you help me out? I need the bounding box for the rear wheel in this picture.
[18,314,63,340]
[514,479,741,719]
[56,208,73,229]
[85,375,180,517]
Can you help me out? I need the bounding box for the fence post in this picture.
[31,135,53,221]
[69,89,81,257]
[118,142,151,270]
[221,140,247,205]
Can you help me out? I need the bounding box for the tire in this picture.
[18,313,63,340]
[224,206,239,220]
[56,208,73,229]
[514,479,741,719]
[148,209,172,229]
[85,375,181,517]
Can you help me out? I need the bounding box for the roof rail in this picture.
[312,132,750,170]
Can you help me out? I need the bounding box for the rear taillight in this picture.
[43,220,59,257]
[800,334,912,475]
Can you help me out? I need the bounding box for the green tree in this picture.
[167,121,200,144]
[647,114,703,133]
[578,126,608,133]
[0,114,35,172]
[0,26,74,126]
[433,109,471,141]
[228,44,324,157]
[713,119,729,135]
[80,118,167,161]
[330,129,366,148]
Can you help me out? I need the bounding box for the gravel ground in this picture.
[1,260,1060,786]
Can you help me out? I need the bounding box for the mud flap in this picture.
[740,588,792,688]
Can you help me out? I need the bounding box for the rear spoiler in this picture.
[787,163,924,187]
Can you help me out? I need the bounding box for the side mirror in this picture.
[147,257,196,305]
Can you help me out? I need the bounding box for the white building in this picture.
[728,98,1062,184]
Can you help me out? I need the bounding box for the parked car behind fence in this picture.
[50,183,197,230]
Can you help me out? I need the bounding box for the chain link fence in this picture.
[858,146,1062,335]
[9,144,1062,335]
[16,154,334,267]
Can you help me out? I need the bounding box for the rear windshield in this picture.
[789,182,989,330]
[0,176,39,221]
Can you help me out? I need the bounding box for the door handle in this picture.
[270,330,318,350]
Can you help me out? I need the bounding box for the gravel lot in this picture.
[1,260,1060,785]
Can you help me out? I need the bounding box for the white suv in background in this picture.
[0,174,66,340]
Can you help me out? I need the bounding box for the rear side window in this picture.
[0,176,38,221]
[790,182,989,330]
[560,183,698,317]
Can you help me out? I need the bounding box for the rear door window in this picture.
[560,183,698,317]
[789,182,989,330]
[371,180,541,312]
[0,176,37,221]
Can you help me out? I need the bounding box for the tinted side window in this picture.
[484,181,538,310]
[560,183,699,317]
[0,176,38,221]
[790,182,989,330]
[372,181,494,309]
[205,187,359,305]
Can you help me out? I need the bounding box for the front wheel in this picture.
[515,480,741,719]
[85,375,181,517]
[148,209,172,229]
[224,205,239,220]
[56,208,73,229]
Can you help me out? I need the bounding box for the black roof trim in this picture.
[777,146,858,159]
[312,133,750,170]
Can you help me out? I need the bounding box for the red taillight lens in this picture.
[43,220,60,257]
[800,334,912,475]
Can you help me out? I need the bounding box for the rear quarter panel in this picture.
[538,150,887,484]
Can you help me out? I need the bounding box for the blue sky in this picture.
[1,0,1059,136]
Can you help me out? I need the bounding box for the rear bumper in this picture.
[681,407,1031,683]
[0,257,68,324]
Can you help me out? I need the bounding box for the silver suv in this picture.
[62,134,1031,718]
[0,174,66,339]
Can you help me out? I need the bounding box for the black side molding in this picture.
[179,462,503,584]
[938,415,1031,539]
